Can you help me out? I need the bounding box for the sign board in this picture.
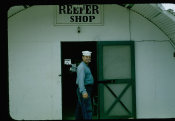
[55,5,103,25]
[64,59,71,65]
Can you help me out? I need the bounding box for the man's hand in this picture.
[82,92,88,99]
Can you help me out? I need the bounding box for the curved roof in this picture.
[122,4,175,49]
[8,4,175,49]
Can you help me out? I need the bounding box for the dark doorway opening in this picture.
[61,41,97,120]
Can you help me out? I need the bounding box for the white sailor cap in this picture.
[82,51,92,56]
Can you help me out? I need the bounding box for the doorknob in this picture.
[58,74,62,77]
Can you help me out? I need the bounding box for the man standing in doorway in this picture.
[75,51,94,120]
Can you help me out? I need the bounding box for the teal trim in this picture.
[99,41,134,46]
[98,84,104,118]
[98,79,131,84]
[97,42,103,81]
[99,115,133,119]
[97,41,136,119]
[131,41,137,118]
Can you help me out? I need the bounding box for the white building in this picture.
[8,4,175,120]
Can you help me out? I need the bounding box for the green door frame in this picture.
[97,41,136,119]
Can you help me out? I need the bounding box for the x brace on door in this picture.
[104,82,132,115]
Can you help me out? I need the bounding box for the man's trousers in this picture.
[75,85,93,120]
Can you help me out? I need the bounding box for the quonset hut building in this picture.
[8,4,175,120]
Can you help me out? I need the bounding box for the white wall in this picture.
[8,5,175,119]
[8,6,62,120]
[135,41,175,118]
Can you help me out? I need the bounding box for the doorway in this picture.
[61,41,97,120]
[61,41,136,119]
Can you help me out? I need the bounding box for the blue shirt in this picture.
[76,61,94,94]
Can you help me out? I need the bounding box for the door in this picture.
[97,41,136,119]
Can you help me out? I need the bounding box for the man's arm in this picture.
[77,66,88,98]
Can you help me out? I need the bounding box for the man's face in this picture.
[82,56,91,64]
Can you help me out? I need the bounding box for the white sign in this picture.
[64,59,71,65]
[55,5,103,25]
